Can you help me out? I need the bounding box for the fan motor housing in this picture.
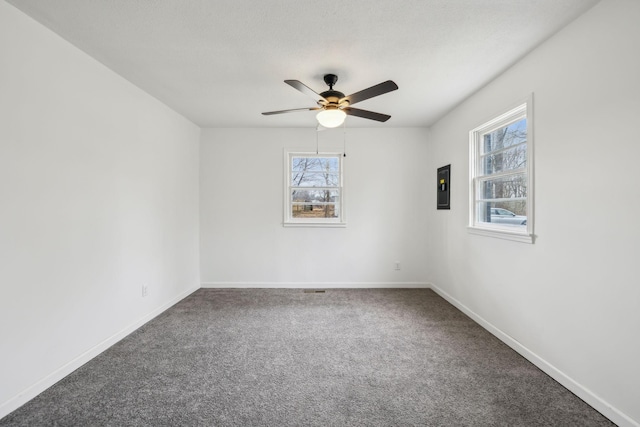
[320,90,345,103]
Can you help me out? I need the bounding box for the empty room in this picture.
[1,0,638,425]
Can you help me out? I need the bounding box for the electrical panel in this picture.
[437,165,450,210]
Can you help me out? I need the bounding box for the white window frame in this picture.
[468,96,534,243]
[283,151,346,227]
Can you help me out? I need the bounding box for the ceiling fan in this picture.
[262,74,398,128]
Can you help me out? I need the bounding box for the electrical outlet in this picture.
[142,285,148,297]
[394,262,401,271]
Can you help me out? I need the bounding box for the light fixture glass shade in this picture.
[316,109,346,128]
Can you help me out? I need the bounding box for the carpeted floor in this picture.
[1,289,615,426]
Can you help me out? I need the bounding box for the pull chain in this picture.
[343,120,347,157]
[316,125,319,154]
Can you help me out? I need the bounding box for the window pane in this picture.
[481,144,526,175]
[292,189,339,203]
[292,203,339,218]
[319,157,339,172]
[476,200,527,227]
[291,157,339,173]
[291,172,338,187]
[291,157,312,172]
[479,174,527,200]
[482,118,526,155]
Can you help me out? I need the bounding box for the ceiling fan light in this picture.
[316,109,346,128]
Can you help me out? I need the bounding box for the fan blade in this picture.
[262,107,320,115]
[343,107,391,122]
[285,80,328,104]
[340,80,398,106]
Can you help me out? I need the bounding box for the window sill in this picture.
[283,222,347,228]
[468,225,533,244]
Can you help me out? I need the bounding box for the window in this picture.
[469,98,533,243]
[284,152,345,227]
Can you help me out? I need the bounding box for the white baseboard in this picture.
[0,285,200,420]
[429,283,638,427]
[201,282,430,288]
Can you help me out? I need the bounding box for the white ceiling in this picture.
[7,0,599,128]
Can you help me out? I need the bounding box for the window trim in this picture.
[468,95,534,243]
[283,151,346,228]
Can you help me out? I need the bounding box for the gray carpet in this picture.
[1,289,615,426]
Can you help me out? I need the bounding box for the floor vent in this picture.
[303,289,326,293]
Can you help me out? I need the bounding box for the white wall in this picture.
[426,0,640,425]
[0,2,200,417]
[200,127,429,287]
